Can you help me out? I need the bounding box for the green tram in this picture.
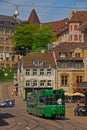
[26,89,65,118]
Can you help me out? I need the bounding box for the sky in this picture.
[0,0,87,23]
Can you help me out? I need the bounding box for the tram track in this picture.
[22,114,61,130]
[54,116,87,130]
[4,109,61,130]
[0,82,87,130]
[64,118,87,130]
[0,82,61,130]
[2,104,86,130]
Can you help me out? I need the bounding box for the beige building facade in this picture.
[16,52,57,100]
[0,14,21,67]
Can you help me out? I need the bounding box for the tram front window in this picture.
[56,98,62,105]
[55,94,64,105]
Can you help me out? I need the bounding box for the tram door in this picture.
[32,95,37,114]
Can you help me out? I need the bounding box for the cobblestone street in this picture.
[0,82,87,130]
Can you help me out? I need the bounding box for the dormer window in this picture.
[60,52,66,58]
[75,53,80,58]
[33,60,43,65]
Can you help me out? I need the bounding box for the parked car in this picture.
[0,99,15,108]
[7,99,15,106]
[74,106,87,116]
[5,99,15,107]
[0,101,7,108]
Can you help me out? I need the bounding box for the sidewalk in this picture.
[7,82,26,106]
[0,82,26,106]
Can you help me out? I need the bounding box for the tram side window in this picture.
[27,99,34,107]
[39,96,45,105]
[32,96,36,108]
[45,95,54,105]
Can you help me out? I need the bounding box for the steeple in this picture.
[27,9,40,24]
[13,6,19,18]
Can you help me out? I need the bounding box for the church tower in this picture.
[27,9,40,24]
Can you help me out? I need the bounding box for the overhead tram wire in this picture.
[0,1,79,9]
[18,4,72,9]
[0,0,70,8]
[0,0,87,10]
[0,1,87,18]
[1,0,87,9]
[0,0,17,6]
[0,0,87,9]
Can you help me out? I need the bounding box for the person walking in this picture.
[11,91,14,96]
[77,100,80,106]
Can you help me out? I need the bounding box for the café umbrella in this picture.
[72,92,84,97]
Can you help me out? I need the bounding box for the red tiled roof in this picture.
[22,52,55,67]
[43,18,69,35]
[79,22,87,32]
[27,9,40,24]
[70,11,87,23]
[52,42,84,60]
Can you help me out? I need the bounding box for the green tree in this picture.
[32,24,53,52]
[0,67,14,81]
[12,23,54,55]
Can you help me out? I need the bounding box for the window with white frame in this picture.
[33,60,43,65]
[33,80,37,87]
[26,68,30,75]
[75,63,82,69]
[74,25,78,30]
[76,76,82,83]
[38,60,43,65]
[26,80,31,87]
[33,69,37,75]
[61,63,67,68]
[47,80,52,86]
[70,25,72,31]
[40,68,44,75]
[60,52,66,58]
[61,76,68,86]
[47,68,51,75]
[75,53,80,58]
[40,80,45,86]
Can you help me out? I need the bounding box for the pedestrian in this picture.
[77,100,80,106]
[11,91,14,96]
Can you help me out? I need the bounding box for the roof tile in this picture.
[52,42,84,60]
[23,52,55,67]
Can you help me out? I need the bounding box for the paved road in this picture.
[0,82,87,130]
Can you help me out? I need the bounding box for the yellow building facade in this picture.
[53,42,85,93]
